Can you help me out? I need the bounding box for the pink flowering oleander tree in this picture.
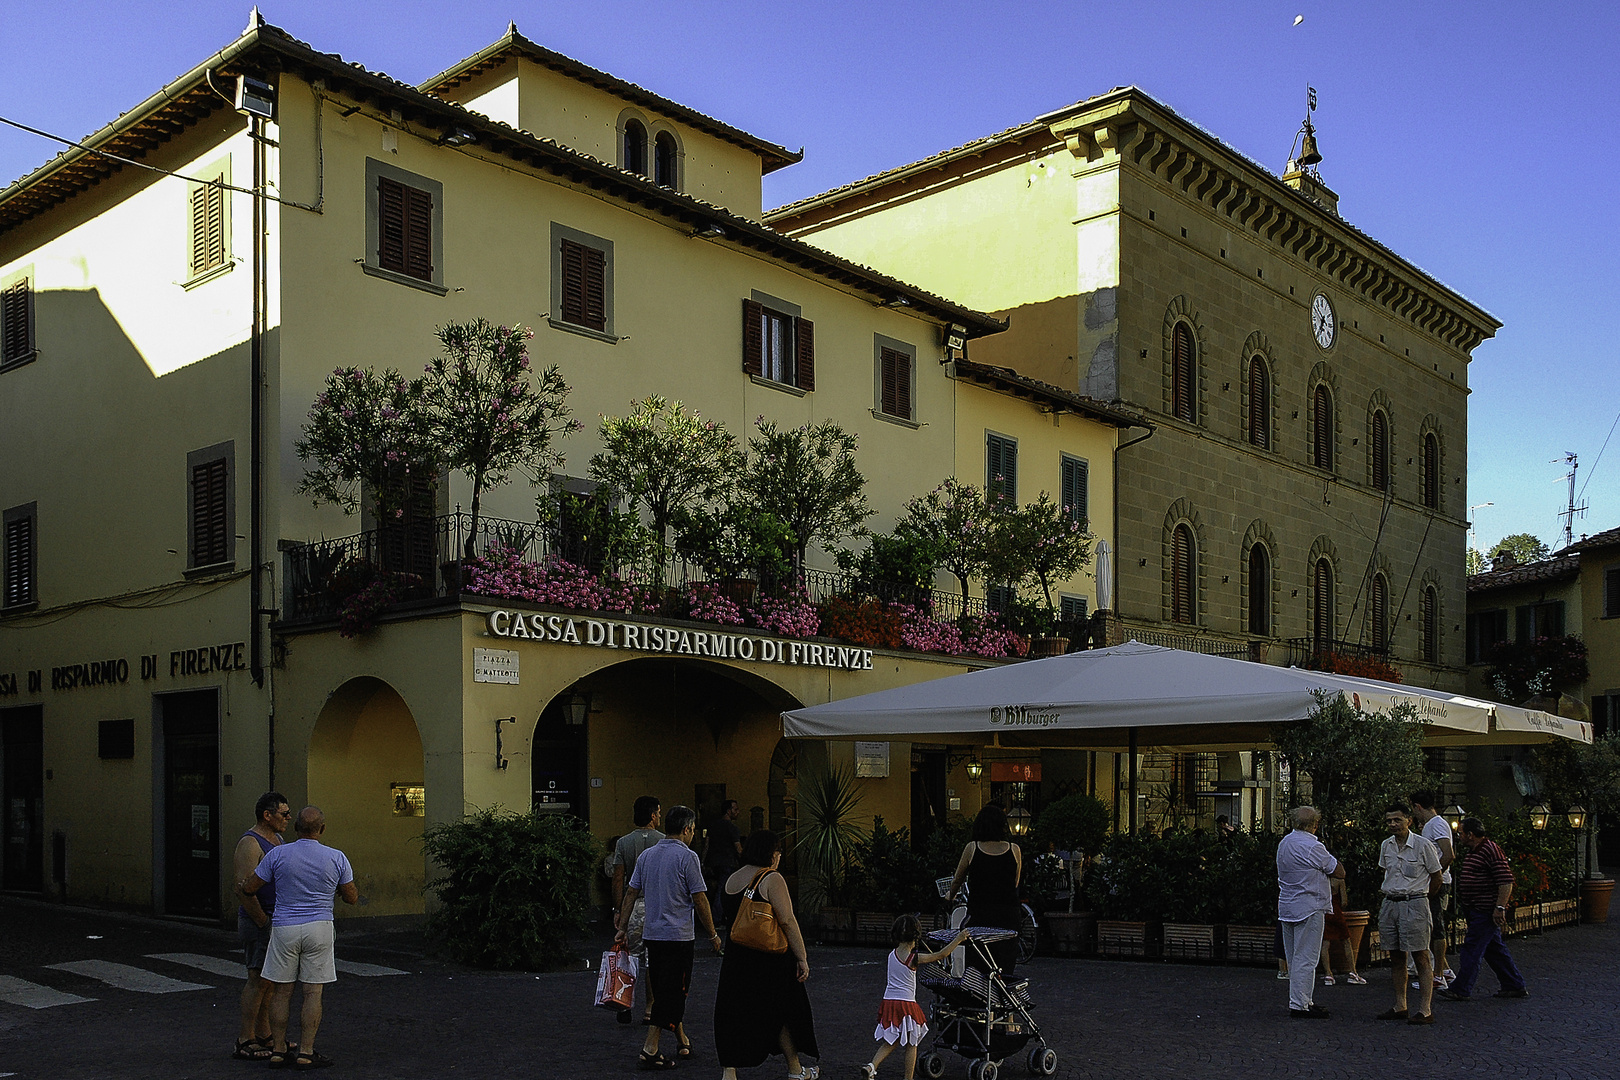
[294,366,435,520]
[589,396,741,554]
[894,478,991,604]
[984,491,1093,628]
[418,320,579,558]
[741,418,872,580]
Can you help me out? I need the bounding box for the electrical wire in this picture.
[1576,407,1620,503]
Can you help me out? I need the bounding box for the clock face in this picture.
[1311,293,1336,349]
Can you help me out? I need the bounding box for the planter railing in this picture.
[282,511,991,626]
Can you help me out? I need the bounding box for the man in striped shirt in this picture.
[1437,818,1528,1001]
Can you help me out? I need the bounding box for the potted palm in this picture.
[793,764,864,944]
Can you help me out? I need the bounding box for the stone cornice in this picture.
[1046,92,1501,353]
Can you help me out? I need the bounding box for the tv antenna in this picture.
[1556,451,1587,550]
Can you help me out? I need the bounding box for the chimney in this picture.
[1492,551,1519,572]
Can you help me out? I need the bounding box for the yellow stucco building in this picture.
[0,19,1137,918]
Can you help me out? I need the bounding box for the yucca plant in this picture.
[792,763,865,910]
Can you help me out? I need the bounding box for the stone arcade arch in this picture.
[308,677,427,916]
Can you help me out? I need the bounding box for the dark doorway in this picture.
[2,705,44,891]
[161,691,220,918]
[910,748,948,851]
[532,695,587,821]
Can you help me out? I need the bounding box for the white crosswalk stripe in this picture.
[334,960,407,976]
[45,960,210,994]
[147,953,244,979]
[0,975,95,1010]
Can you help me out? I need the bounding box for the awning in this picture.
[780,640,1590,749]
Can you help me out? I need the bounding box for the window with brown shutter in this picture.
[1312,385,1333,471]
[1171,323,1196,422]
[1248,356,1269,449]
[1171,524,1195,624]
[378,176,434,281]
[742,299,764,377]
[190,459,229,567]
[559,239,607,332]
[1313,559,1334,649]
[879,346,911,419]
[3,504,35,608]
[1421,586,1438,662]
[1248,544,1270,636]
[1371,410,1389,491]
[1422,433,1440,509]
[189,174,227,279]
[1,278,33,367]
[1370,574,1389,650]
[794,318,815,392]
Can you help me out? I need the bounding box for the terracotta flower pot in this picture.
[1342,910,1371,968]
[1029,636,1070,659]
[1580,878,1614,924]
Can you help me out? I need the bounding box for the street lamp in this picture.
[1529,802,1551,831]
[1440,803,1466,950]
[1442,803,1466,834]
[1568,805,1588,881]
[965,758,984,781]
[1008,806,1032,837]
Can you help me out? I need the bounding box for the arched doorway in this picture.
[308,677,426,916]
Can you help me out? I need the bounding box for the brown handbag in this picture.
[729,869,789,953]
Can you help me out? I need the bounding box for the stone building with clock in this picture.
[770,88,1501,827]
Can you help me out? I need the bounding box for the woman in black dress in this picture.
[947,805,1024,976]
[714,830,820,1080]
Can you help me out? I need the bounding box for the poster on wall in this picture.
[391,783,426,817]
[854,741,890,778]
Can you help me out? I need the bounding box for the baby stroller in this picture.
[915,926,1058,1079]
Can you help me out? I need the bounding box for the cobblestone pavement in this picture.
[1,896,1614,1080]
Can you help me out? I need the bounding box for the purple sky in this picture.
[4,1,1615,554]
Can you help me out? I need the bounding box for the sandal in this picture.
[1345,972,1368,985]
[293,1051,336,1070]
[676,1038,693,1060]
[233,1038,273,1061]
[267,1044,298,1070]
[1321,975,1335,986]
[788,1069,821,1080]
[636,1051,677,1071]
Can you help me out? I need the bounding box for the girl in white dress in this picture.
[862,916,970,1079]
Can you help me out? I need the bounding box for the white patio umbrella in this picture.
[781,640,1498,752]
[1094,540,1112,613]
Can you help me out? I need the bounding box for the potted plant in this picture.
[1207,830,1283,964]
[1032,793,1110,955]
[792,764,864,944]
[1157,830,1219,961]
[1083,832,1165,958]
[844,817,934,946]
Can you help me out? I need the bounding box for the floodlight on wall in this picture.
[942,323,968,355]
[234,75,276,121]
[691,223,726,239]
[1529,802,1551,830]
[438,129,477,147]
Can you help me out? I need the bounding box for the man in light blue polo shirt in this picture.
[243,805,358,1069]
[1276,805,1344,1019]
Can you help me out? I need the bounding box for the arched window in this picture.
[654,131,678,188]
[1312,385,1333,471]
[1313,559,1334,649]
[1248,356,1270,449]
[1370,573,1389,651]
[1171,323,1196,423]
[1421,586,1439,662]
[1422,432,1440,510]
[1172,524,1196,624]
[1371,410,1390,491]
[622,120,648,176]
[1248,544,1271,636]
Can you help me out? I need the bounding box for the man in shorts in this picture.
[242,806,358,1069]
[1410,791,1456,988]
[1375,803,1442,1025]
[231,792,289,1060]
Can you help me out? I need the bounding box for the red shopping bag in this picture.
[594,945,637,1011]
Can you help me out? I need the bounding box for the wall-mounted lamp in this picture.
[494,716,515,771]
[966,758,984,781]
[691,223,726,239]
[942,323,968,356]
[882,296,911,308]
[568,692,593,726]
[1528,802,1551,830]
[234,75,276,120]
[438,128,477,147]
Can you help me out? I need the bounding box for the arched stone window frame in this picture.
[1306,361,1339,474]
[1307,535,1340,650]
[1418,570,1444,664]
[1366,390,1395,494]
[649,123,685,190]
[616,108,651,176]
[1419,416,1445,513]
[1163,499,1205,626]
[1241,331,1276,452]
[1365,557,1392,653]
[1162,296,1207,427]
[1241,519,1280,637]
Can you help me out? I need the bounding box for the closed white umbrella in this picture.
[1094,540,1112,613]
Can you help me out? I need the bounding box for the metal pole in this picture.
[1127,727,1138,835]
